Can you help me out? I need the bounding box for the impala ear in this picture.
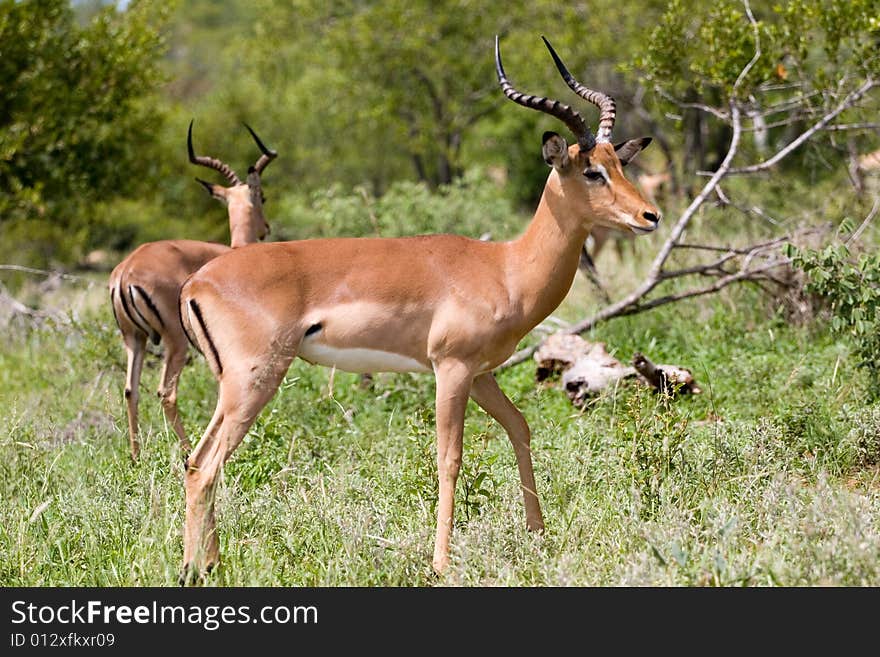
[195,178,229,203]
[614,137,652,166]
[542,131,570,170]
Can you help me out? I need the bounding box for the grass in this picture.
[1,252,879,586]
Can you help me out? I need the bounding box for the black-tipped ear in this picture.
[614,137,652,166]
[542,131,570,170]
[195,177,227,202]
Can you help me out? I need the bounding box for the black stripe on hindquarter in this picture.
[109,288,121,331]
[128,286,160,345]
[132,284,165,328]
[179,293,202,354]
[188,299,223,375]
[118,283,151,337]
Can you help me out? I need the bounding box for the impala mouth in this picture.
[629,223,657,235]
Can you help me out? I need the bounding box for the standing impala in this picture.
[178,36,660,579]
[109,121,276,460]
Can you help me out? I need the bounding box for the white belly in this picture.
[298,341,430,374]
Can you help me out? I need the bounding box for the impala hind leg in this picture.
[123,333,147,461]
[431,360,475,573]
[180,404,224,584]
[157,336,191,453]
[470,373,544,532]
[182,354,295,582]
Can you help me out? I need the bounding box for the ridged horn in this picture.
[495,35,595,151]
[187,119,243,186]
[243,123,277,175]
[542,36,616,143]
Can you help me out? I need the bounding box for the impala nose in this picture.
[643,210,661,225]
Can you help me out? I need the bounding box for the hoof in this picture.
[425,567,442,584]
[179,562,214,586]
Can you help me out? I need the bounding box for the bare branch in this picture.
[654,86,729,120]
[620,260,791,315]
[726,78,878,175]
[754,81,806,93]
[742,114,817,132]
[658,253,740,280]
[846,196,880,246]
[720,196,783,226]
[676,232,814,255]
[823,122,880,132]
[747,91,820,119]
[0,289,44,319]
[0,264,83,282]
[647,105,744,278]
[0,282,68,327]
[734,1,761,93]
[675,242,741,253]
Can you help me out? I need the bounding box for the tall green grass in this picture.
[1,269,878,586]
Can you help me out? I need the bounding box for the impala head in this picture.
[187,120,278,246]
[496,35,661,235]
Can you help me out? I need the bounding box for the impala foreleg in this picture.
[470,372,544,532]
[431,360,475,573]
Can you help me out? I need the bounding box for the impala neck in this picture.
[229,222,257,248]
[510,170,592,328]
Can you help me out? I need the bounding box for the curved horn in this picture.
[243,123,277,175]
[495,35,595,151]
[187,119,243,186]
[542,36,616,143]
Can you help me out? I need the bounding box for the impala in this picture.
[178,36,660,579]
[109,121,276,460]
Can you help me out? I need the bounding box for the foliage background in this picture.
[0,0,879,586]
[1,0,877,266]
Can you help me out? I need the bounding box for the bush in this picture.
[272,169,518,241]
[841,405,880,468]
[787,243,880,398]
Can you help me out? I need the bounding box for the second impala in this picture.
[178,36,661,579]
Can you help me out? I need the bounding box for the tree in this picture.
[502,0,880,369]
[0,0,171,266]
[221,0,669,193]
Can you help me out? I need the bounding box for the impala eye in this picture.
[583,170,605,183]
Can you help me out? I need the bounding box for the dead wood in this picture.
[535,331,701,408]
[632,352,702,396]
